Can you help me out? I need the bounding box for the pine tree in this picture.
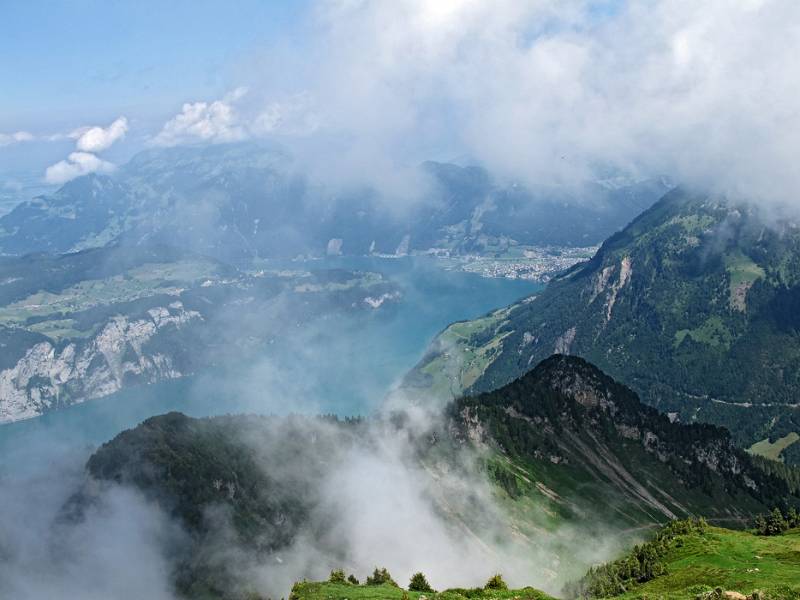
[408,572,434,593]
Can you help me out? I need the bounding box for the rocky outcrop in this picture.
[0,303,201,422]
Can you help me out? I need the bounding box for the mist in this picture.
[143,0,800,212]
[0,327,625,600]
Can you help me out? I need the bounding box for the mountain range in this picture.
[0,143,668,260]
[77,355,799,599]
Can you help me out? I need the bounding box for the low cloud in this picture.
[71,117,129,153]
[0,448,180,600]
[44,116,128,184]
[152,87,319,147]
[45,151,116,184]
[152,87,249,146]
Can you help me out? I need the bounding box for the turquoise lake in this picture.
[0,257,541,472]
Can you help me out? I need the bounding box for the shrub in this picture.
[409,572,434,593]
[347,574,360,585]
[366,567,398,587]
[484,574,508,590]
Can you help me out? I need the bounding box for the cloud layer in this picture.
[152,0,800,207]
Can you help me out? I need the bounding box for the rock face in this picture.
[0,303,200,422]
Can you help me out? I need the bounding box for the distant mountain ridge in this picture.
[409,189,800,461]
[0,143,669,260]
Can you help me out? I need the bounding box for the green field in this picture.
[416,306,515,399]
[749,433,800,463]
[0,259,219,334]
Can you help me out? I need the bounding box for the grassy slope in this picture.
[749,433,800,463]
[290,582,557,600]
[614,527,800,599]
[289,528,800,600]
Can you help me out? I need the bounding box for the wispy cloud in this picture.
[0,131,35,146]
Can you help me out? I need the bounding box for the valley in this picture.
[5,4,800,600]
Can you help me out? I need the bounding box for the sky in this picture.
[2,0,800,209]
[0,1,307,130]
[0,0,308,180]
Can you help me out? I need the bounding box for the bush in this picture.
[484,574,508,590]
[409,572,434,593]
[347,574,360,585]
[366,567,398,587]
[329,569,346,584]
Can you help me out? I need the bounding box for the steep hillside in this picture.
[77,357,798,599]
[0,143,667,259]
[448,355,796,531]
[409,189,800,459]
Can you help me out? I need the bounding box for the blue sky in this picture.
[0,0,307,132]
[1,1,797,207]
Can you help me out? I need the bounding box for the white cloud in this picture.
[189,0,794,207]
[152,88,249,146]
[147,1,800,208]
[45,151,116,184]
[152,86,320,147]
[0,131,35,146]
[70,116,128,153]
[43,116,128,184]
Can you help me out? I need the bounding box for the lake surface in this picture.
[0,256,541,472]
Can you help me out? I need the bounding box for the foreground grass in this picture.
[290,582,556,600]
[614,527,800,599]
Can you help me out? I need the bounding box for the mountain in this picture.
[77,356,798,599]
[450,355,795,526]
[0,241,400,422]
[0,143,669,260]
[408,189,800,462]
